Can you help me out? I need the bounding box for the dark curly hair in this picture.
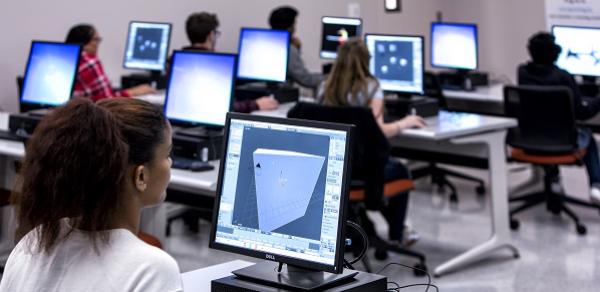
[14,97,168,253]
[528,32,562,65]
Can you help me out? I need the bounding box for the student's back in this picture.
[0,219,181,292]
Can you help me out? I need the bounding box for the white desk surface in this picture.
[400,111,516,140]
[443,83,504,102]
[0,136,218,194]
[181,260,254,291]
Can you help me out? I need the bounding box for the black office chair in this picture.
[504,85,600,235]
[409,72,486,202]
[288,102,427,274]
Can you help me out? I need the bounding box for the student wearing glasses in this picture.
[65,24,155,102]
[170,12,279,113]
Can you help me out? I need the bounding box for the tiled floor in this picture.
[166,163,600,291]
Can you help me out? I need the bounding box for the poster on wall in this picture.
[545,0,600,28]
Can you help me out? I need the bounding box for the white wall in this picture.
[0,0,445,113]
[439,0,547,83]
[1,0,550,113]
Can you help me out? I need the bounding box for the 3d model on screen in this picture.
[253,148,325,232]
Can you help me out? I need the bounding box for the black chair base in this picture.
[413,163,486,203]
[510,188,600,235]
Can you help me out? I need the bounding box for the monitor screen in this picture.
[320,17,362,59]
[553,25,600,77]
[237,28,290,83]
[20,41,81,107]
[164,51,236,127]
[210,113,352,273]
[431,22,478,70]
[365,34,424,95]
[123,21,172,71]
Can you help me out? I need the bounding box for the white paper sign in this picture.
[545,0,600,28]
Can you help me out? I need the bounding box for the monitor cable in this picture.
[343,220,368,270]
[377,263,439,292]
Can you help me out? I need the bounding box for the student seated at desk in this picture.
[65,24,155,102]
[518,32,600,204]
[269,6,325,91]
[171,12,278,113]
[0,98,182,291]
[317,39,425,245]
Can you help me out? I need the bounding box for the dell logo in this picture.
[266,254,276,260]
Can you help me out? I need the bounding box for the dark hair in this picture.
[14,98,168,253]
[528,32,562,65]
[186,12,219,44]
[269,6,298,30]
[65,24,95,45]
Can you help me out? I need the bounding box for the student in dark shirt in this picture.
[168,12,279,113]
[269,6,325,91]
[518,32,600,204]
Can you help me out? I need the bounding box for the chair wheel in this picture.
[374,248,388,260]
[475,185,486,195]
[510,219,520,230]
[449,193,458,203]
[413,263,427,276]
[576,224,587,235]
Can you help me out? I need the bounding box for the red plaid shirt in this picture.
[73,52,129,102]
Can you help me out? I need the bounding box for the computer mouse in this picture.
[189,161,215,172]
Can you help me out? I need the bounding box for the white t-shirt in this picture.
[0,220,183,292]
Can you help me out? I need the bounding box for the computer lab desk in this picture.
[252,106,519,276]
[442,83,505,116]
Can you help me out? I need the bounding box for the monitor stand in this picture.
[122,70,166,89]
[438,69,488,91]
[231,261,358,291]
[176,126,223,139]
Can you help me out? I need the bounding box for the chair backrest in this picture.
[424,71,447,109]
[287,102,389,209]
[504,85,578,154]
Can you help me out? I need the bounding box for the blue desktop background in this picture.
[21,42,80,105]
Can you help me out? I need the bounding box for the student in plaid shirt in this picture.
[66,24,155,102]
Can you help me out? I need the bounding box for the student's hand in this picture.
[256,96,279,110]
[291,36,302,50]
[396,115,426,130]
[126,84,156,97]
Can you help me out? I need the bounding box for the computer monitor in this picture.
[320,16,362,59]
[20,41,81,109]
[163,51,236,128]
[123,21,172,71]
[552,25,600,77]
[210,113,353,277]
[431,22,478,70]
[365,34,424,95]
[236,28,290,83]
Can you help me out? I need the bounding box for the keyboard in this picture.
[0,130,27,142]
[171,157,214,172]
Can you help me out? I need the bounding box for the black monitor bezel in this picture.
[365,33,425,95]
[209,112,354,274]
[320,16,363,60]
[163,50,236,128]
[430,21,479,71]
[122,20,173,71]
[20,40,82,108]
[551,24,600,78]
[236,27,290,83]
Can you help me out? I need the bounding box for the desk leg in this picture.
[434,130,519,276]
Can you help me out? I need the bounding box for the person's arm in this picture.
[77,57,129,102]
[287,46,325,89]
[370,99,425,138]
